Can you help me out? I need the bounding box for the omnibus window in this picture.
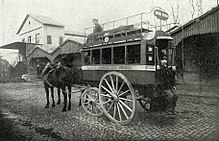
[84,51,90,65]
[102,48,112,64]
[113,46,125,64]
[127,44,140,64]
[91,49,100,65]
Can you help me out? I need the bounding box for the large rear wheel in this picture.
[99,71,136,125]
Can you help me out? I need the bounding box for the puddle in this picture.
[35,127,64,140]
[18,119,65,140]
[1,110,65,140]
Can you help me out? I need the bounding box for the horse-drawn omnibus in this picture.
[79,11,177,125]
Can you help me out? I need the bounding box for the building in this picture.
[51,39,82,67]
[16,14,65,52]
[0,14,85,77]
[171,5,219,85]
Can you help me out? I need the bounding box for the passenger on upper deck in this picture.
[92,18,103,33]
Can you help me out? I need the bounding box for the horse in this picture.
[41,62,75,112]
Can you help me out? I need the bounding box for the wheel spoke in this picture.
[100,93,111,98]
[116,104,122,121]
[118,90,130,97]
[94,105,98,114]
[101,85,112,94]
[119,100,133,112]
[144,101,147,107]
[87,104,92,111]
[84,98,91,101]
[91,105,93,112]
[96,103,102,111]
[110,75,115,92]
[107,102,114,112]
[113,103,116,118]
[117,81,125,95]
[104,78,113,93]
[115,75,118,92]
[102,99,111,105]
[83,101,90,105]
[118,102,128,119]
[119,97,133,103]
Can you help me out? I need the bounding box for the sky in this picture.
[0,0,217,64]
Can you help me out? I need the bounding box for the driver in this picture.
[157,58,178,115]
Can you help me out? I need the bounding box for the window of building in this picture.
[113,46,125,64]
[91,49,100,65]
[47,35,52,44]
[35,33,40,44]
[127,44,140,64]
[28,36,31,43]
[102,48,111,64]
[59,36,63,45]
[84,51,91,65]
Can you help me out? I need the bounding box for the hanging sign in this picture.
[154,9,169,21]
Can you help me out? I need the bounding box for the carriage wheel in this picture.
[138,97,151,111]
[99,71,136,125]
[81,87,103,117]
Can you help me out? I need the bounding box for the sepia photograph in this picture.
[0,0,218,140]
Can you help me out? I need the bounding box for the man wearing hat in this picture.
[156,58,178,115]
[92,18,103,33]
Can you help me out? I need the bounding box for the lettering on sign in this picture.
[82,65,156,71]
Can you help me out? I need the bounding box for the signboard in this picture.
[82,65,156,71]
[154,9,169,21]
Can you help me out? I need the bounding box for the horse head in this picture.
[41,62,57,77]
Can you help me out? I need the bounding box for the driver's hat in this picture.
[92,18,98,22]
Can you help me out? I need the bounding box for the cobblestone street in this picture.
[0,81,218,141]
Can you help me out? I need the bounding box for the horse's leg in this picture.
[67,86,72,110]
[78,89,84,106]
[57,88,61,105]
[51,87,55,107]
[44,83,50,108]
[62,86,67,112]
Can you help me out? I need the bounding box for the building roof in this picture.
[26,45,51,57]
[171,5,219,35]
[17,14,64,34]
[0,42,41,50]
[51,39,82,55]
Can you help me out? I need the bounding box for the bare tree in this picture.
[196,0,203,15]
[168,0,180,23]
[189,0,196,19]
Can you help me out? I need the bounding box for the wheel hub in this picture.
[111,93,119,103]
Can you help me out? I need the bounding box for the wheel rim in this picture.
[138,97,150,111]
[81,87,103,117]
[99,71,136,125]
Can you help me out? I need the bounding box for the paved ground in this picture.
[0,81,218,141]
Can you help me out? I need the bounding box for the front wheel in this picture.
[81,87,103,117]
[99,71,136,125]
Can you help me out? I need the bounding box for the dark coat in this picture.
[157,67,176,90]
[93,24,103,33]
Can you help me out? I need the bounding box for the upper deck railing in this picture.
[83,8,180,47]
